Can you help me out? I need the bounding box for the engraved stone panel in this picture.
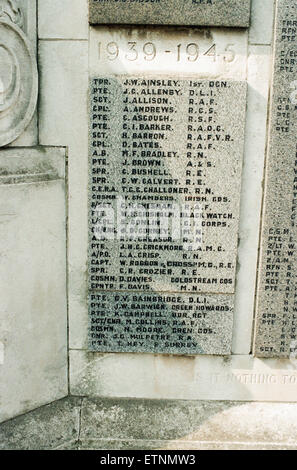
[89,27,248,80]
[88,69,246,354]
[89,0,251,28]
[0,0,38,147]
[254,0,297,358]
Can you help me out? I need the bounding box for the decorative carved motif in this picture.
[0,0,23,29]
[0,44,20,113]
[0,1,38,147]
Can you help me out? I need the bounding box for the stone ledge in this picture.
[0,397,82,450]
[1,396,297,450]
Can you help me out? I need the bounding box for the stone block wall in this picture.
[2,0,297,428]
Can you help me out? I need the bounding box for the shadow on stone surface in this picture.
[0,397,82,450]
[1,396,297,450]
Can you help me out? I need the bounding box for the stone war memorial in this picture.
[1,0,297,452]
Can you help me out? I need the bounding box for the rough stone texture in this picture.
[1,396,297,450]
[0,147,68,423]
[0,0,38,147]
[89,293,234,355]
[79,397,297,448]
[87,25,248,359]
[81,440,295,450]
[0,397,82,450]
[89,0,251,27]
[254,0,297,358]
[89,78,246,296]
[88,77,246,355]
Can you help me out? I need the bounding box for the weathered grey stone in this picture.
[55,441,80,450]
[0,147,68,423]
[79,397,297,449]
[88,292,234,355]
[254,0,297,358]
[89,0,251,27]
[80,439,296,450]
[88,77,246,355]
[0,0,38,147]
[0,397,82,450]
[2,396,297,450]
